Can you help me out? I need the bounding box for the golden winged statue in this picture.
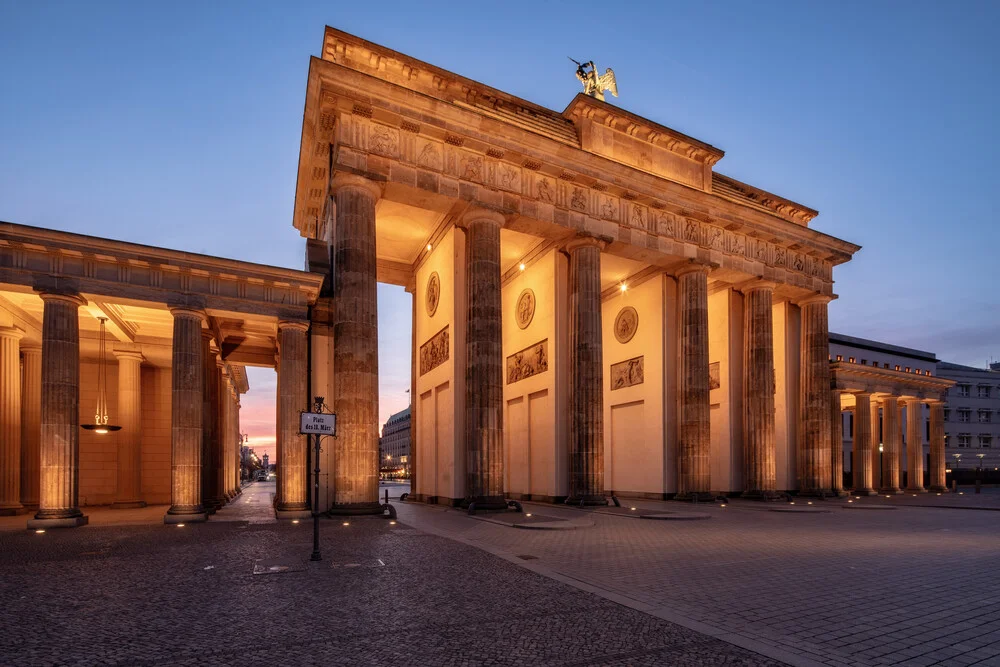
[573,59,618,102]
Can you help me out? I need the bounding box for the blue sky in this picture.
[2,1,997,454]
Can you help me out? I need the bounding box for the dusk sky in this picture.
[2,1,997,460]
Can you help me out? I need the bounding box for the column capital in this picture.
[112,349,144,363]
[277,320,310,333]
[39,291,87,308]
[0,326,24,341]
[796,293,835,307]
[672,259,715,279]
[737,279,777,294]
[169,306,208,323]
[330,173,382,200]
[19,342,41,354]
[458,206,505,229]
[564,235,608,253]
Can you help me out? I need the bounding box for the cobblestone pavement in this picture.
[0,492,781,666]
[395,494,1000,667]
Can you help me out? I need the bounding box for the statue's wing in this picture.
[604,69,618,97]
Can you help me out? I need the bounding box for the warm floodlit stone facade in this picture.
[2,27,961,527]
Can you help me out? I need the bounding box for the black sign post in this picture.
[300,398,336,562]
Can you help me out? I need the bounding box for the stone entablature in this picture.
[0,223,323,319]
[295,29,859,297]
[831,362,954,401]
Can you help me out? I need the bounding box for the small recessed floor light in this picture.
[177,523,185,528]
[848,500,853,503]
[34,529,45,534]
[720,504,727,508]
[807,501,813,505]
[292,520,299,524]
[389,521,396,525]
[342,521,350,526]
[525,513,532,517]
[630,507,636,511]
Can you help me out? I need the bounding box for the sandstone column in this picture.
[880,396,902,494]
[830,389,844,494]
[111,349,145,508]
[0,326,24,515]
[200,334,220,513]
[214,359,229,507]
[463,207,506,508]
[928,401,947,492]
[234,394,243,495]
[675,263,711,500]
[798,296,832,495]
[29,292,88,528]
[276,321,310,517]
[567,237,605,505]
[741,281,778,498]
[20,344,42,508]
[905,399,926,492]
[330,174,381,513]
[164,308,207,523]
[852,391,875,495]
[870,399,881,486]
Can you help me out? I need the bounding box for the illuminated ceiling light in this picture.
[519,262,526,271]
[81,317,121,434]
[426,243,433,251]
[620,283,628,293]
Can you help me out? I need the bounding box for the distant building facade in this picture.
[379,407,411,478]
[936,361,1000,471]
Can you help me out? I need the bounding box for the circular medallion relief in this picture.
[425,272,441,317]
[614,306,639,344]
[515,289,536,330]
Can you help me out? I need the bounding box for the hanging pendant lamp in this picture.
[81,317,121,434]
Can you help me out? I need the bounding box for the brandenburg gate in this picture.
[0,27,954,528]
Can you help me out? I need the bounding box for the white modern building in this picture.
[936,361,1000,471]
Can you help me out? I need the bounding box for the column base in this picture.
[831,490,850,498]
[275,508,313,520]
[878,488,902,495]
[928,485,948,493]
[0,503,25,516]
[852,488,877,496]
[462,496,510,511]
[740,490,785,501]
[905,488,927,494]
[564,495,608,507]
[110,500,147,510]
[327,502,384,516]
[164,512,207,524]
[27,515,88,529]
[673,491,715,503]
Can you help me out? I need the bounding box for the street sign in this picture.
[300,412,336,436]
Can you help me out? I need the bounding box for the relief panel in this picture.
[611,356,644,390]
[419,325,449,376]
[506,339,548,384]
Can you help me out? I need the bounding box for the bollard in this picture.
[385,489,389,505]
[976,479,981,494]
[952,479,957,493]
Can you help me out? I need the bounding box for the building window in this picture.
[978,385,992,399]
[957,384,971,397]
[979,435,992,448]
[894,365,901,371]
[860,359,867,366]
[883,363,890,369]
[944,409,951,421]
[836,354,843,362]
[849,357,856,363]
[958,409,972,423]
[944,434,950,447]
[958,434,971,448]
[979,409,992,424]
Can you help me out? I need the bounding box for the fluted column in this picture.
[215,361,230,505]
[463,207,506,508]
[164,308,207,523]
[741,281,778,498]
[928,401,947,492]
[830,389,844,494]
[567,237,605,505]
[111,349,145,508]
[30,292,88,528]
[234,394,242,495]
[276,321,310,515]
[798,296,832,495]
[880,396,902,494]
[330,174,381,512]
[905,399,926,492]
[675,263,711,500]
[20,344,42,508]
[0,326,24,515]
[852,391,875,495]
[870,399,881,486]
[200,334,221,513]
